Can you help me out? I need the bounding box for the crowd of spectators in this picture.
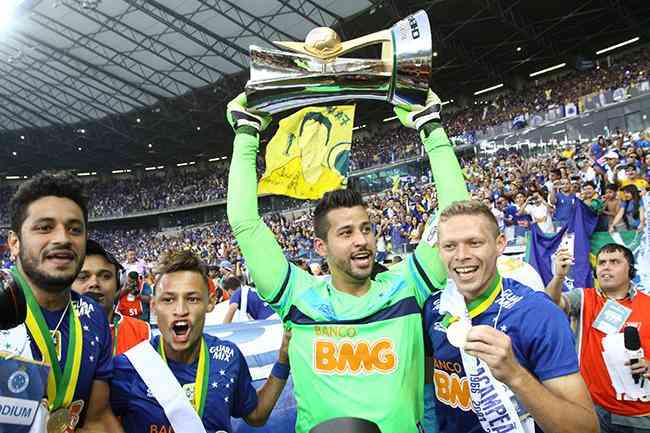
[74,126,650,277]
[0,47,647,222]
[445,47,650,136]
[3,124,649,277]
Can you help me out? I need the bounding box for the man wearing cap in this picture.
[620,163,648,193]
[72,240,150,355]
[602,150,621,184]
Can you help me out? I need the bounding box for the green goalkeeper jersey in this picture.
[227,126,468,433]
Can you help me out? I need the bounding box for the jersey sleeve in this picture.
[522,294,580,381]
[231,346,259,419]
[109,355,133,417]
[408,125,469,304]
[226,132,291,305]
[93,307,113,382]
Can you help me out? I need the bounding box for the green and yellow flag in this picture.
[258,105,355,200]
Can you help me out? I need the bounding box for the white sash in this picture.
[124,341,207,433]
[439,280,534,433]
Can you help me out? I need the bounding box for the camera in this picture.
[0,271,26,330]
[127,271,140,294]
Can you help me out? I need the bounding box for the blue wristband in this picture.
[271,361,290,380]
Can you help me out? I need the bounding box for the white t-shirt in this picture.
[525,203,554,233]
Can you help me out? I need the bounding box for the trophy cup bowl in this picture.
[245,10,432,115]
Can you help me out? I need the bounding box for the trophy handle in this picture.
[275,29,392,61]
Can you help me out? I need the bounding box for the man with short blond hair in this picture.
[425,200,598,433]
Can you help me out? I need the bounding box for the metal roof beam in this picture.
[0,77,81,124]
[0,88,59,126]
[473,0,599,65]
[430,27,503,82]
[605,0,644,37]
[0,43,141,113]
[0,105,38,129]
[29,11,189,97]
[484,0,560,58]
[196,0,298,49]
[123,0,249,71]
[503,20,621,75]
[0,56,117,119]
[0,71,119,126]
[276,0,329,27]
[60,2,224,85]
[12,33,161,103]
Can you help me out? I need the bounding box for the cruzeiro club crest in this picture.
[8,368,29,394]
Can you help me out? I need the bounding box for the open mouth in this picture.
[171,320,191,343]
[351,251,372,268]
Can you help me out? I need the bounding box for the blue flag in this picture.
[0,356,49,433]
[526,201,598,290]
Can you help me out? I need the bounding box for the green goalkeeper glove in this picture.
[226,92,271,134]
[393,90,442,135]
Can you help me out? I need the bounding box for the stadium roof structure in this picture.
[0,0,649,175]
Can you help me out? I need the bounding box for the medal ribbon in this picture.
[157,337,210,417]
[12,267,83,411]
[441,273,503,328]
[112,314,120,356]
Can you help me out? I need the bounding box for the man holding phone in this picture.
[520,191,555,234]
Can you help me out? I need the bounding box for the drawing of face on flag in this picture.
[297,111,351,184]
[258,105,355,200]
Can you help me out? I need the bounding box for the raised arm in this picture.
[225,94,289,300]
[394,91,469,291]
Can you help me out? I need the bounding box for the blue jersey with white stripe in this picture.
[423,278,579,433]
[110,334,258,433]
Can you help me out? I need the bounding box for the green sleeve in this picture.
[226,131,290,303]
[408,125,470,302]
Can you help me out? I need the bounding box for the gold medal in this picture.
[47,407,70,433]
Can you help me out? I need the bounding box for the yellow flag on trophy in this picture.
[258,105,355,200]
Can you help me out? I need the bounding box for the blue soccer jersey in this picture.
[423,278,579,433]
[28,291,113,428]
[110,333,258,433]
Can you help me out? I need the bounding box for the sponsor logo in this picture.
[314,325,357,338]
[314,338,397,375]
[495,289,523,310]
[73,298,95,318]
[433,368,472,411]
[148,425,175,433]
[210,344,234,362]
[407,15,421,39]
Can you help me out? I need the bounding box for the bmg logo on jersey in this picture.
[313,338,397,375]
[433,368,471,412]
